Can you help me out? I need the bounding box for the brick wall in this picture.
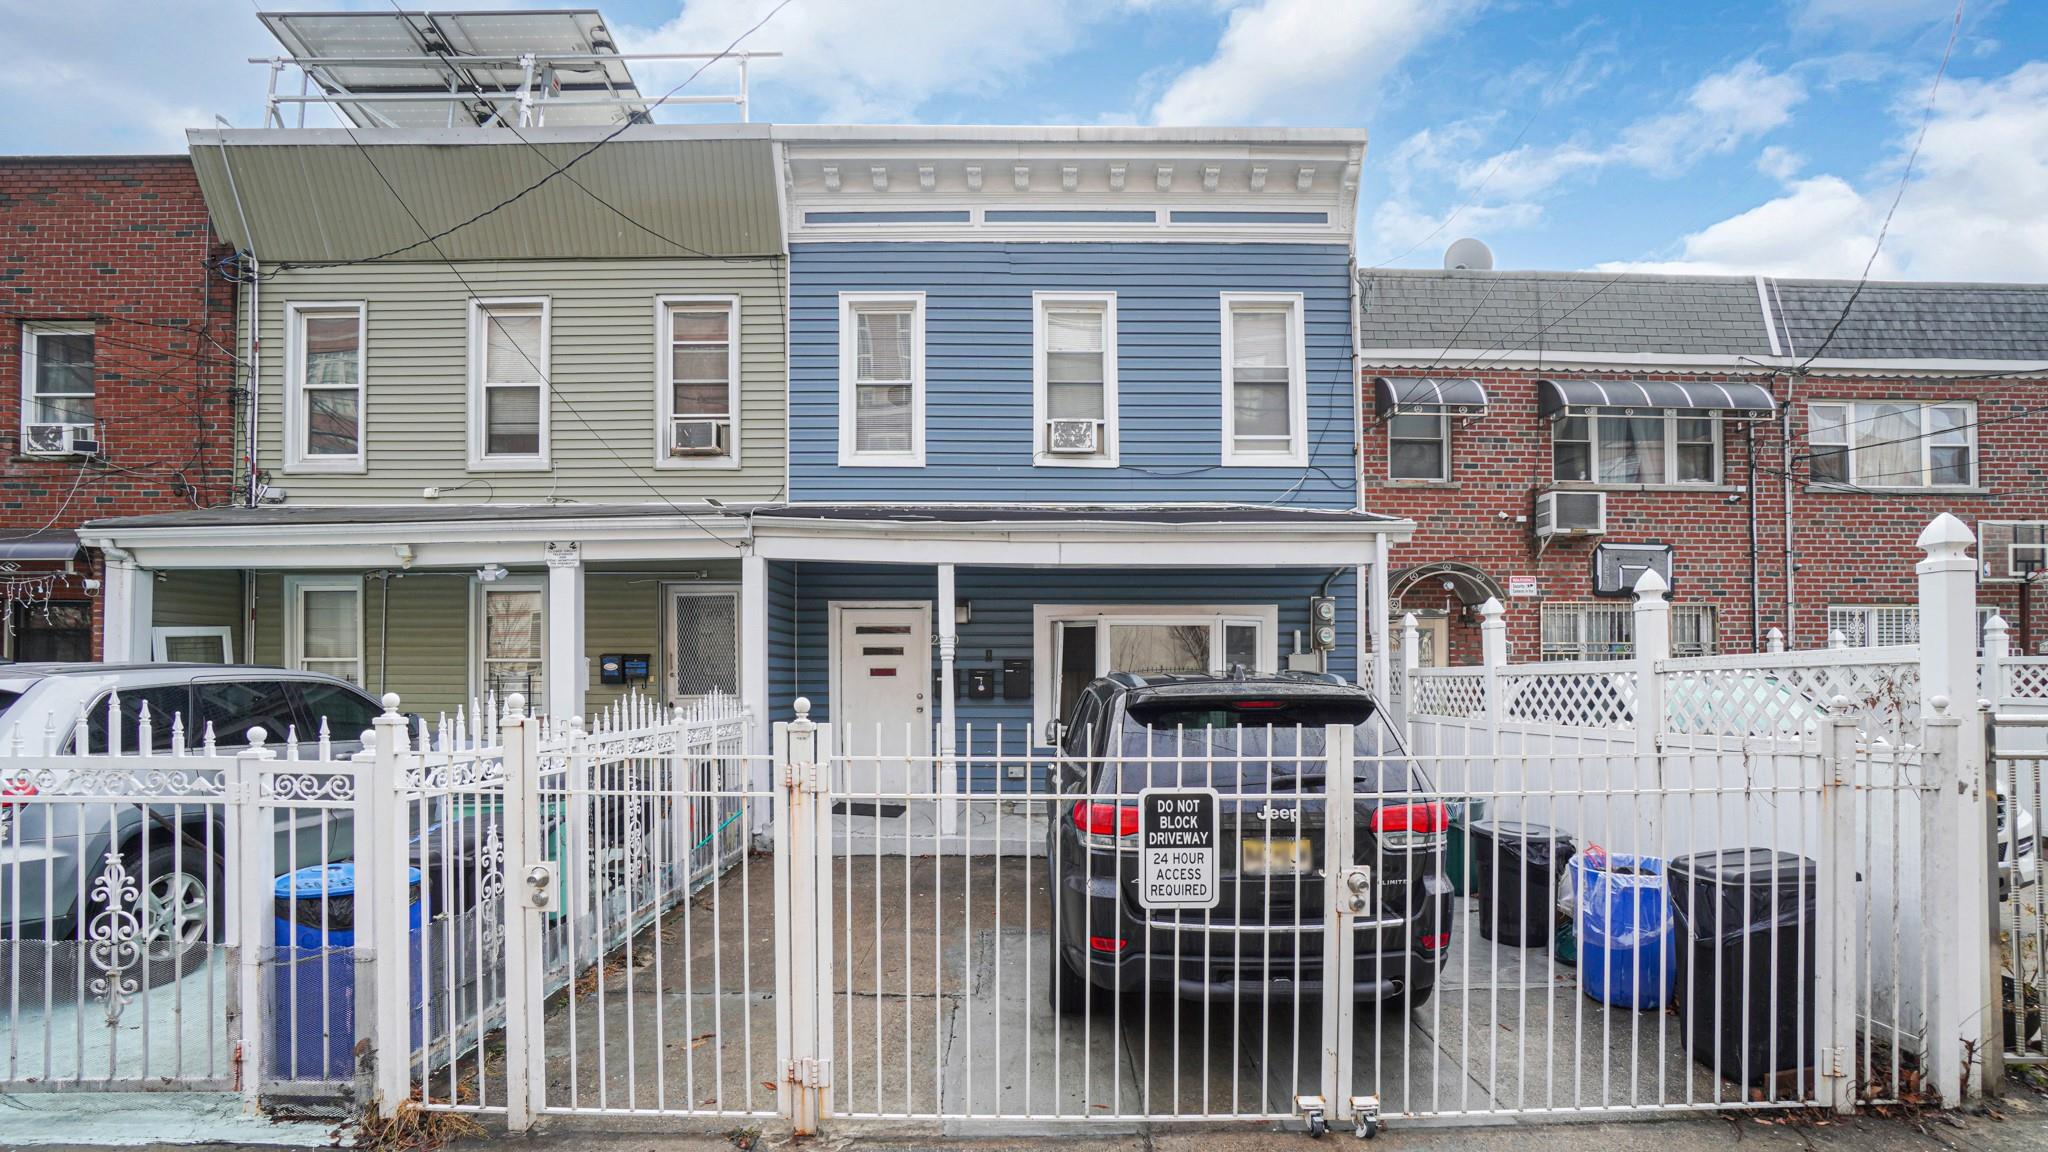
[0,156,237,659]
[1361,367,2048,664]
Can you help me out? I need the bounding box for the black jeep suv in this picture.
[1046,671,1452,1013]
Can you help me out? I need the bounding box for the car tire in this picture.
[86,842,223,992]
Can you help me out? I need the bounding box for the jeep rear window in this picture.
[1109,700,1417,792]
[0,689,23,719]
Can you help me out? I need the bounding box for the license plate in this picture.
[1240,837,1313,875]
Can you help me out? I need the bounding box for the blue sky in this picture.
[4,0,2042,280]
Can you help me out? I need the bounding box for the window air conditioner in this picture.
[1534,489,1606,539]
[25,423,97,457]
[672,417,730,457]
[1046,418,1101,454]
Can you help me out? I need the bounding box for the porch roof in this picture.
[751,503,1401,527]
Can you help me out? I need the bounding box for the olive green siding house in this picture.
[84,126,784,727]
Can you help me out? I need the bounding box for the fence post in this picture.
[775,699,832,1134]
[1479,598,1505,756]
[1632,570,1670,749]
[1983,613,2010,710]
[1815,696,1861,1113]
[1397,613,1420,735]
[1916,513,1991,1105]
[499,695,540,1131]
[1766,626,1785,654]
[230,729,275,1116]
[364,695,412,1120]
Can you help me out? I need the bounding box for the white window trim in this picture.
[1029,603,1280,744]
[1387,410,1450,481]
[470,575,548,709]
[1551,410,1724,486]
[653,294,742,471]
[837,291,927,467]
[283,576,364,684]
[466,297,552,471]
[282,301,368,474]
[19,321,96,456]
[150,625,233,663]
[1807,399,1977,488]
[1030,291,1119,468]
[1218,292,1308,467]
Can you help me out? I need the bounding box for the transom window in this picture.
[1539,602,1716,660]
[1388,411,1448,480]
[1808,400,1974,488]
[1220,294,1306,465]
[1033,293,1118,466]
[838,294,925,465]
[1552,409,1719,485]
[469,299,549,467]
[288,304,366,469]
[19,323,95,455]
[660,298,739,465]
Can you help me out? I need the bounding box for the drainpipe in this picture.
[1747,423,1760,652]
[246,257,261,506]
[1782,371,1797,647]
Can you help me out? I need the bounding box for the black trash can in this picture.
[1667,849,1817,1089]
[1468,820,1575,947]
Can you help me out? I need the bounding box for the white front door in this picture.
[832,604,931,797]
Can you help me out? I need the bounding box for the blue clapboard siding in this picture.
[788,242,1357,506]
[766,562,1360,791]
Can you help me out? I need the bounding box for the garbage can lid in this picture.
[1668,848,1815,886]
[274,862,422,899]
[1469,819,1574,843]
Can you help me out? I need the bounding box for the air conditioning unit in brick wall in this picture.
[1533,489,1605,540]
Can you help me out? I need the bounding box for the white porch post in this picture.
[741,553,772,834]
[101,549,154,662]
[1915,513,1990,1104]
[1368,534,1391,696]
[936,562,959,835]
[545,542,586,724]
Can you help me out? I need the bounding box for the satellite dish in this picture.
[1444,237,1494,271]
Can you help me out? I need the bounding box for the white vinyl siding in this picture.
[838,292,925,466]
[1032,292,1119,467]
[1219,293,1307,466]
[657,296,740,468]
[468,298,550,469]
[1808,400,1975,488]
[1552,410,1721,485]
[284,303,367,473]
[19,323,96,455]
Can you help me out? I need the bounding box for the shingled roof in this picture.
[1357,267,2048,362]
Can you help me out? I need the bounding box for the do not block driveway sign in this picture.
[1137,787,1220,910]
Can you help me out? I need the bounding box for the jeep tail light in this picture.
[1071,801,1140,852]
[1371,802,1447,850]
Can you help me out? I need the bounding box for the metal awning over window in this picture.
[1374,376,1489,418]
[1537,377,1776,420]
[0,530,80,564]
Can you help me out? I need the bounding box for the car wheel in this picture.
[86,843,222,992]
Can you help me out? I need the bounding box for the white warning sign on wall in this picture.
[1137,787,1221,910]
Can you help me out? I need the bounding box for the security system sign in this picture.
[1137,788,1220,910]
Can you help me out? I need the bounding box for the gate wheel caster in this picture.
[1350,1095,1382,1140]
[1296,1094,1329,1138]
[1355,1116,1379,1140]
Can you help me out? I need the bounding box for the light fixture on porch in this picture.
[477,564,509,583]
[955,600,972,625]
[394,544,415,570]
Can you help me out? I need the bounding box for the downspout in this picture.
[247,260,261,507]
[1747,422,1761,652]
[376,570,392,694]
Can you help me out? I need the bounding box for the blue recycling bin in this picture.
[269,863,423,1081]
[1571,852,1675,1011]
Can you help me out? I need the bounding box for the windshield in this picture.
[1107,698,1421,793]
[0,688,22,720]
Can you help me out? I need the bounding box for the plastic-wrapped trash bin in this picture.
[1571,851,1674,1010]
[1667,849,1817,1086]
[1469,820,1576,947]
[269,863,422,1081]
[1443,797,1488,897]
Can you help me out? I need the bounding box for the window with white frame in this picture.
[151,626,233,663]
[468,299,549,467]
[1552,409,1720,485]
[1220,294,1305,465]
[1539,602,1716,660]
[1035,605,1277,740]
[19,323,95,455]
[287,304,366,469]
[659,297,739,465]
[286,578,363,684]
[1827,603,2001,651]
[1033,293,1118,465]
[838,293,924,465]
[475,578,545,709]
[1807,400,1974,488]
[1388,410,1448,480]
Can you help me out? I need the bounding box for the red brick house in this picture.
[1356,267,2048,665]
[0,156,237,661]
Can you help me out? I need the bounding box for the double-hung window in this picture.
[1032,292,1118,466]
[286,303,366,471]
[838,293,924,466]
[1388,411,1449,480]
[19,323,95,455]
[468,299,549,468]
[658,297,739,467]
[1807,400,1974,488]
[1552,410,1720,485]
[1220,293,1306,465]
[286,577,363,684]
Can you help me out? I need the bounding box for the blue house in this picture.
[750,127,1411,798]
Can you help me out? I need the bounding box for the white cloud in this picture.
[1148,0,1477,125]
[1594,61,2048,281]
[1755,144,1807,181]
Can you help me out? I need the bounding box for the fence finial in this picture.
[793,696,813,722]
[245,726,268,749]
[506,692,526,720]
[1914,511,1975,557]
[1828,693,1855,715]
[380,692,403,715]
[1766,627,1784,653]
[1929,694,1950,716]
[1630,567,1669,599]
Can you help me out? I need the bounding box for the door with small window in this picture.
[477,581,545,711]
[1048,612,1268,746]
[666,586,740,704]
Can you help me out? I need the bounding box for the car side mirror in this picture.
[1045,718,1065,748]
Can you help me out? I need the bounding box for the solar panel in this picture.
[258,9,646,129]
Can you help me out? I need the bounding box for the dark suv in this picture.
[1046,671,1452,1013]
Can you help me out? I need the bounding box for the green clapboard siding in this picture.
[150,570,245,660]
[251,258,787,504]
[366,575,471,718]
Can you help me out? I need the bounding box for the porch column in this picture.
[545,542,585,724]
[1367,534,1391,697]
[740,553,769,746]
[936,563,959,834]
[101,549,154,662]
